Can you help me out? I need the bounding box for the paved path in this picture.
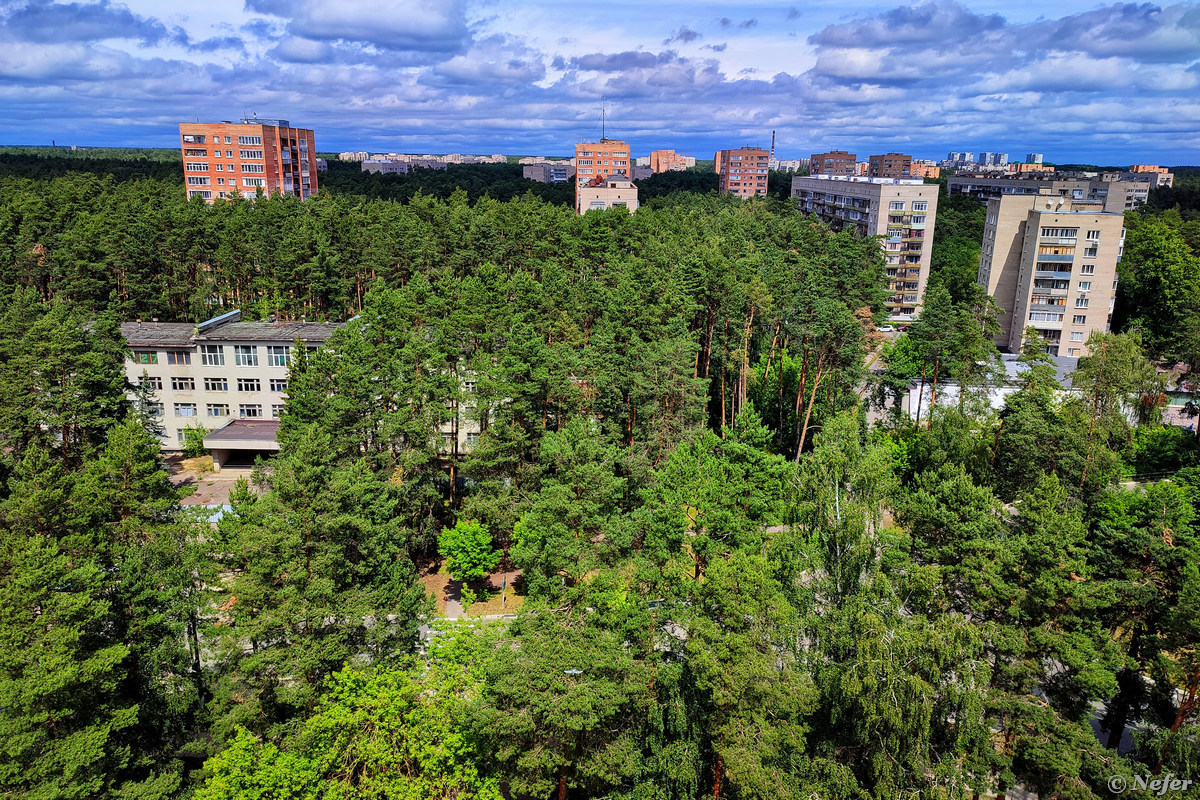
[444,579,465,619]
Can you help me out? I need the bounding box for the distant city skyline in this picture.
[2,0,1198,164]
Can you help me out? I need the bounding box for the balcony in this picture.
[1037,253,1074,263]
[1035,269,1073,280]
[1040,237,1078,246]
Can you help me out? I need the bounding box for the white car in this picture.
[878,325,895,333]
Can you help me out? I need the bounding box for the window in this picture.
[217,178,225,185]
[239,150,263,159]
[201,345,224,366]
[463,380,477,393]
[266,345,289,367]
[226,150,233,158]
[1075,297,1090,308]
[135,350,158,364]
[177,430,186,445]
[171,377,195,391]
[174,402,197,417]
[241,163,265,173]
[237,378,261,392]
[1072,315,1087,325]
[182,134,205,144]
[1080,264,1095,275]
[269,378,288,392]
[166,351,191,365]
[889,201,905,210]
[186,176,210,185]
[147,402,163,417]
[215,164,223,172]
[243,178,265,187]
[239,404,262,418]
[1084,247,1098,257]
[1086,230,1101,240]
[1070,331,1084,342]
[1068,348,1080,356]
[466,431,479,446]
[188,190,212,200]
[185,162,209,171]
[234,345,258,366]
[204,377,228,391]
[271,404,285,418]
[224,136,232,144]
[207,403,229,417]
[912,201,928,212]
[1078,281,1092,291]
[237,135,262,145]
[911,215,927,225]
[140,375,163,390]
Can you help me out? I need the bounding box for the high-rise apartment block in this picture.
[1127,165,1175,187]
[977,195,1124,357]
[180,118,317,202]
[949,171,1170,212]
[910,160,941,179]
[649,150,695,172]
[574,139,631,213]
[791,176,939,320]
[810,150,857,176]
[1026,153,1044,164]
[868,153,913,179]
[716,147,769,197]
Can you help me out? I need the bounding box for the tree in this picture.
[439,519,499,584]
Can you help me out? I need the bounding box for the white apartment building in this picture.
[977,195,1125,356]
[791,175,939,321]
[122,310,340,453]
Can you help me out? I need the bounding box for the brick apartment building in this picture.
[810,150,857,176]
[649,149,695,172]
[574,139,631,213]
[868,153,913,180]
[716,147,769,197]
[180,118,317,202]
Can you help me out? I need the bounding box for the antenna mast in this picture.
[601,98,607,140]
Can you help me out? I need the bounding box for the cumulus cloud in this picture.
[0,0,173,44]
[250,0,471,53]
[664,26,701,44]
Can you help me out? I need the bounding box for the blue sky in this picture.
[1,0,1198,164]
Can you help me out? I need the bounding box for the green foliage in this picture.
[181,422,210,457]
[439,519,499,584]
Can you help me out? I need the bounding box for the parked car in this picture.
[878,325,895,333]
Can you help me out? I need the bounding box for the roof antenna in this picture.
[601,97,607,141]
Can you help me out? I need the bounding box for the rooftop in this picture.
[203,419,281,447]
[122,322,196,348]
[795,175,926,186]
[121,310,342,348]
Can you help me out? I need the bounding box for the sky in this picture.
[1,0,1198,164]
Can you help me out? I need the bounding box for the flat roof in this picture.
[203,419,281,446]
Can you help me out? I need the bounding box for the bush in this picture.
[1122,425,1200,475]
[439,519,500,584]
[182,423,210,458]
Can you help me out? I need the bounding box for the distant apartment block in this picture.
[810,150,857,176]
[868,153,913,179]
[575,139,631,213]
[577,174,638,214]
[978,152,1009,166]
[180,118,317,202]
[339,151,370,161]
[910,160,941,179]
[949,171,1168,212]
[1013,162,1055,174]
[1026,153,1044,164]
[717,147,770,197]
[770,158,809,172]
[522,162,576,183]
[791,176,939,320]
[635,156,650,167]
[977,195,1125,356]
[361,158,447,174]
[1127,165,1174,187]
[649,149,696,173]
[122,310,338,458]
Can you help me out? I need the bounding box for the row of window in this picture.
[141,376,287,392]
[1040,227,1079,238]
[171,403,283,418]
[888,201,930,212]
[134,345,293,366]
[184,163,267,174]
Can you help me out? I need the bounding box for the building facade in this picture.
[977,195,1125,356]
[574,139,631,213]
[810,150,857,176]
[716,147,769,197]
[180,118,317,202]
[577,174,638,213]
[949,172,1167,212]
[868,153,913,180]
[122,310,340,450]
[1026,153,1044,164]
[649,149,695,172]
[522,162,576,183]
[910,160,941,179]
[791,175,939,321]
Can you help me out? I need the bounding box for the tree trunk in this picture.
[796,352,827,461]
[712,754,724,800]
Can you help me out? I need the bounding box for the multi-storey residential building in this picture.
[577,174,638,213]
[770,158,809,172]
[1013,162,1055,174]
[574,139,631,213]
[1026,153,1044,164]
[179,118,317,202]
[339,151,370,161]
[522,162,576,183]
[649,149,695,172]
[949,171,1167,212]
[122,310,339,458]
[977,195,1125,356]
[868,153,913,179]
[910,160,941,179]
[717,147,769,197]
[810,150,857,176]
[791,175,939,320]
[1127,165,1174,187]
